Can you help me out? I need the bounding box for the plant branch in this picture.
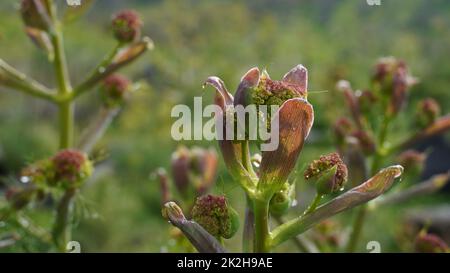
[242,196,254,253]
[372,172,450,207]
[346,114,392,252]
[163,202,226,253]
[271,165,402,248]
[253,198,271,252]
[273,215,318,253]
[393,115,450,151]
[73,38,153,98]
[303,194,323,215]
[0,59,56,101]
[77,106,120,153]
[52,188,77,252]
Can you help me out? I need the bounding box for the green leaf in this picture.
[271,165,403,248]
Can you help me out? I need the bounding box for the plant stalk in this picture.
[242,196,254,253]
[303,194,322,215]
[346,114,392,252]
[253,198,270,253]
[47,0,76,252]
[52,188,76,252]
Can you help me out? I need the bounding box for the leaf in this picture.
[259,98,314,191]
[271,165,403,247]
[282,64,308,93]
[203,77,252,187]
[162,202,227,253]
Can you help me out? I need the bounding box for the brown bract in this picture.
[204,65,314,193]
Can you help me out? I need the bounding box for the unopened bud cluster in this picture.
[191,194,239,239]
[304,152,348,195]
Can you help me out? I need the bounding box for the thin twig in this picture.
[0,59,56,101]
[77,107,120,153]
[372,173,450,207]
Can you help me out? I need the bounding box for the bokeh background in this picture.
[1,0,449,252]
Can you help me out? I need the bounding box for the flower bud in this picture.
[415,232,449,253]
[304,153,348,195]
[269,182,296,216]
[20,0,50,31]
[51,149,93,188]
[111,10,142,43]
[396,150,426,176]
[416,98,441,128]
[162,201,185,223]
[191,195,239,239]
[5,187,35,210]
[189,147,218,195]
[372,57,417,115]
[171,146,192,197]
[20,159,52,186]
[155,168,170,205]
[251,73,307,107]
[171,146,218,197]
[100,74,131,108]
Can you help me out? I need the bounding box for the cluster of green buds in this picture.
[269,181,296,216]
[331,57,450,253]
[372,57,417,116]
[112,10,143,44]
[164,63,409,253]
[1,1,151,252]
[204,64,314,199]
[5,149,92,211]
[334,58,450,182]
[191,194,239,240]
[304,152,348,195]
[100,74,132,108]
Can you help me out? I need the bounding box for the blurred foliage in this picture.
[1,0,449,252]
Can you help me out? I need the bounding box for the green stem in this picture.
[303,194,322,215]
[242,196,254,253]
[0,59,57,102]
[59,101,74,149]
[73,43,121,98]
[241,141,257,178]
[273,215,315,253]
[345,205,367,252]
[47,0,76,253]
[253,198,270,253]
[346,114,392,252]
[52,188,76,252]
[48,3,73,149]
[240,141,258,252]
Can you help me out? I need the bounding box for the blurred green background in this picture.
[1,0,449,252]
